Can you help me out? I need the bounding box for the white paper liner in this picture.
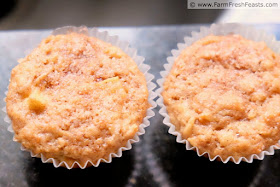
[156,23,280,164]
[2,26,157,169]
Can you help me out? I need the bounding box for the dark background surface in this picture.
[1,0,280,31]
[1,25,280,187]
[0,0,223,30]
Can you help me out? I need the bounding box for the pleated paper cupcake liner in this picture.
[3,26,157,169]
[156,23,280,164]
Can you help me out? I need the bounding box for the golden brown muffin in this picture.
[163,34,280,160]
[6,33,149,166]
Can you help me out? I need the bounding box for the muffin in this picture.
[6,31,149,167]
[162,34,280,161]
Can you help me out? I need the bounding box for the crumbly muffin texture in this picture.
[6,33,149,166]
[163,35,280,160]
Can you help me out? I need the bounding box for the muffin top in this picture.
[6,33,149,165]
[163,34,280,160]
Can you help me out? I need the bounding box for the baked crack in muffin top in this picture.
[6,33,149,165]
[163,34,280,160]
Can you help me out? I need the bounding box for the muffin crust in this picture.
[6,33,149,166]
[163,35,280,160]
